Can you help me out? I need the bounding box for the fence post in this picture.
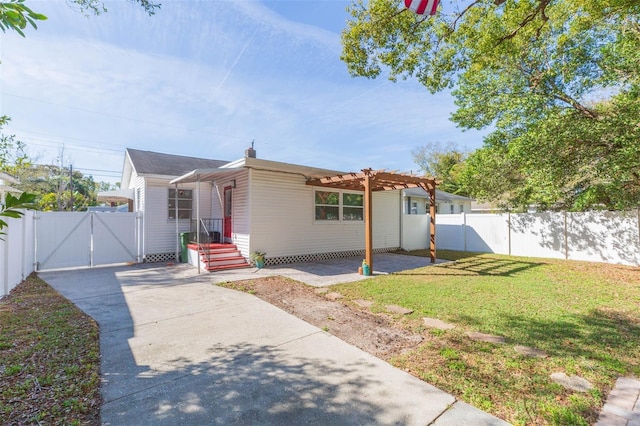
[90,212,94,268]
[33,212,38,271]
[136,211,143,263]
[564,210,569,260]
[2,220,8,296]
[21,210,26,281]
[508,211,512,256]
[462,212,467,252]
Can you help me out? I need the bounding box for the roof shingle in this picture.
[127,148,229,177]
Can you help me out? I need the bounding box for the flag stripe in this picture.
[404,0,439,16]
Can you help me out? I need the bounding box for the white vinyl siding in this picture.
[144,179,214,254]
[248,170,400,258]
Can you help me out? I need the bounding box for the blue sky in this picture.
[1,0,487,184]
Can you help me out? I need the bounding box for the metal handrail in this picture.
[189,219,224,267]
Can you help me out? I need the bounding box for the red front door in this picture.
[223,186,232,241]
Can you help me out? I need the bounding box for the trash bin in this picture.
[180,232,190,262]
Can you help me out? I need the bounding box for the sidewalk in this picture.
[596,377,640,426]
[40,263,510,425]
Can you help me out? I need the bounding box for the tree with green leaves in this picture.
[0,0,160,37]
[0,0,45,36]
[12,164,106,211]
[0,192,35,239]
[0,116,30,175]
[412,142,467,195]
[342,0,640,210]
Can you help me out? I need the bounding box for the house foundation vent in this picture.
[265,247,398,267]
[144,253,178,263]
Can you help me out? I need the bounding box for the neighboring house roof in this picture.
[0,172,19,185]
[97,188,135,202]
[126,148,229,178]
[0,171,22,198]
[403,188,474,203]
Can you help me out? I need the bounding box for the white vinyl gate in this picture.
[35,211,142,270]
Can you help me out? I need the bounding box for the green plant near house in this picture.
[250,251,266,267]
[0,192,36,240]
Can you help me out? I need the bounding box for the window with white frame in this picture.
[168,188,192,219]
[411,201,418,215]
[314,190,363,221]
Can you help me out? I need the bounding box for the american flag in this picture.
[404,0,439,16]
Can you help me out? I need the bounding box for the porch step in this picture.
[201,248,240,257]
[189,243,251,271]
[205,263,253,272]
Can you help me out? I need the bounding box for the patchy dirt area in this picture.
[221,276,426,360]
[0,275,100,426]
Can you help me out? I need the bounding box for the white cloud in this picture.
[1,0,487,182]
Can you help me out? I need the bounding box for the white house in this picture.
[103,147,437,271]
[403,187,474,215]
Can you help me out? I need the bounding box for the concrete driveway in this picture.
[40,259,510,425]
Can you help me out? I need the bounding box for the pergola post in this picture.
[428,183,436,263]
[174,183,179,264]
[364,169,373,273]
[196,177,201,274]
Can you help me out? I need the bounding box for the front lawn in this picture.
[332,250,640,425]
[0,274,100,425]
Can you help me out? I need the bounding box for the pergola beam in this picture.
[306,169,438,272]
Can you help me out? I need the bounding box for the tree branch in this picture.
[497,0,551,44]
[551,93,598,119]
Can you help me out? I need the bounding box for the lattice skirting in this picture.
[144,252,178,263]
[264,247,398,267]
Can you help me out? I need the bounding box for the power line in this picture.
[11,128,128,153]
[17,136,124,156]
[74,167,121,174]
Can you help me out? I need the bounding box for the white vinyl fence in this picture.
[1,211,142,297]
[1,210,35,297]
[431,211,640,266]
[35,211,141,270]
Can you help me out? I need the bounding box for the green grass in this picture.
[0,274,101,425]
[334,251,640,425]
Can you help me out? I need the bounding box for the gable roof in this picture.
[126,148,229,178]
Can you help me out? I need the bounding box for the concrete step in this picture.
[200,248,241,258]
[205,262,252,272]
[202,256,248,267]
[187,243,237,252]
